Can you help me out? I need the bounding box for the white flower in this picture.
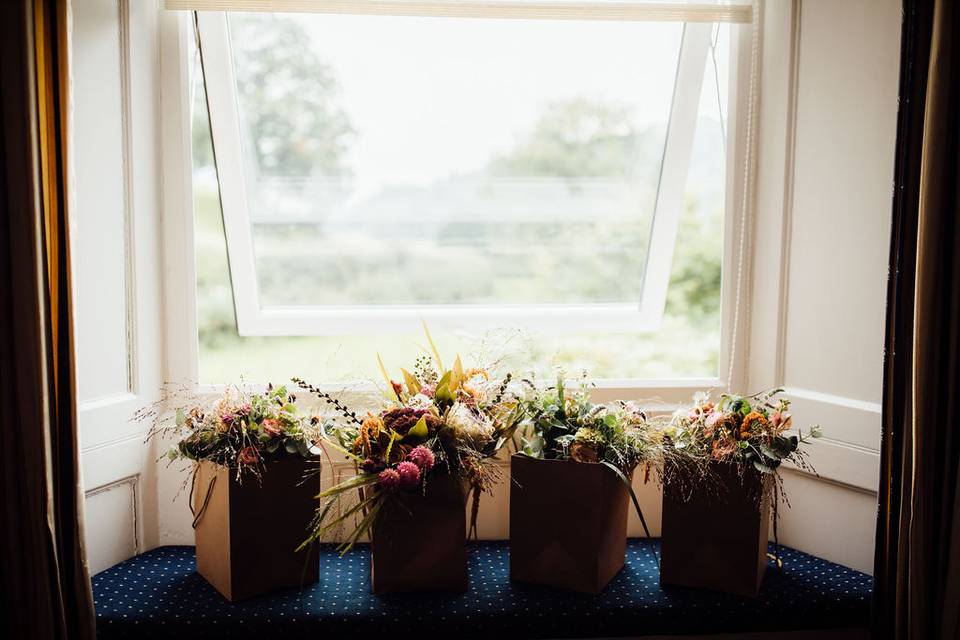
[446,402,494,444]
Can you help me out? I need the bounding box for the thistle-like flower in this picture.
[407,445,435,473]
[377,468,401,492]
[396,461,421,490]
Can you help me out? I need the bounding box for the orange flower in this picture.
[238,446,259,465]
[354,414,385,457]
[739,411,769,439]
[711,439,736,460]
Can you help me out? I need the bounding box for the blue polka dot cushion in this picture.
[93,540,871,639]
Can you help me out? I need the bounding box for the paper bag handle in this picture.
[189,469,217,530]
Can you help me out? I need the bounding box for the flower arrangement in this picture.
[295,333,524,552]
[520,373,654,473]
[663,387,821,476]
[657,388,821,591]
[144,384,320,483]
[517,372,657,541]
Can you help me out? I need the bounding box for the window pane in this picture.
[227,13,682,307]
[196,17,731,383]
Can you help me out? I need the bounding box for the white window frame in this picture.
[161,4,757,396]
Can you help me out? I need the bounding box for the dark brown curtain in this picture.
[874,0,960,638]
[0,0,96,638]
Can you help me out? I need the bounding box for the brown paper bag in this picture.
[370,473,467,594]
[369,470,469,594]
[509,454,632,594]
[193,457,320,601]
[660,459,772,597]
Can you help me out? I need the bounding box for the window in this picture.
[188,2,751,385]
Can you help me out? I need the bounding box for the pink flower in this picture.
[396,461,421,489]
[419,384,436,398]
[770,411,793,431]
[261,418,282,437]
[706,412,725,428]
[407,446,435,473]
[378,468,401,492]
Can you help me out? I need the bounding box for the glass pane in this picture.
[227,13,682,307]
[196,17,731,383]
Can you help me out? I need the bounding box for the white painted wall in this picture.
[71,0,164,573]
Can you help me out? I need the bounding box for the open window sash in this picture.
[196,9,722,336]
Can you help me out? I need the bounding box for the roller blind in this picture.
[163,1,752,23]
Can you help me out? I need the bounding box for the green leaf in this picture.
[337,497,384,555]
[384,429,402,461]
[317,473,379,499]
[296,438,312,458]
[422,321,445,372]
[555,434,575,448]
[175,408,187,428]
[376,353,399,401]
[601,461,653,542]
[753,459,775,474]
[317,432,364,463]
[522,434,545,458]
[435,371,455,404]
[761,435,798,461]
[297,498,340,551]
[401,368,421,395]
[405,415,429,440]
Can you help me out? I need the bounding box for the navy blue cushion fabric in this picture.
[93,541,871,639]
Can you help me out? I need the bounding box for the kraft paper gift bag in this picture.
[660,460,772,597]
[369,470,469,594]
[509,454,633,594]
[193,457,320,601]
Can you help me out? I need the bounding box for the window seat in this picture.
[92,540,871,639]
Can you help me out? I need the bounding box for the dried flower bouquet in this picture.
[142,383,320,484]
[296,330,524,553]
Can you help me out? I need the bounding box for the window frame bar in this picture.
[636,21,711,326]
[171,1,752,24]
